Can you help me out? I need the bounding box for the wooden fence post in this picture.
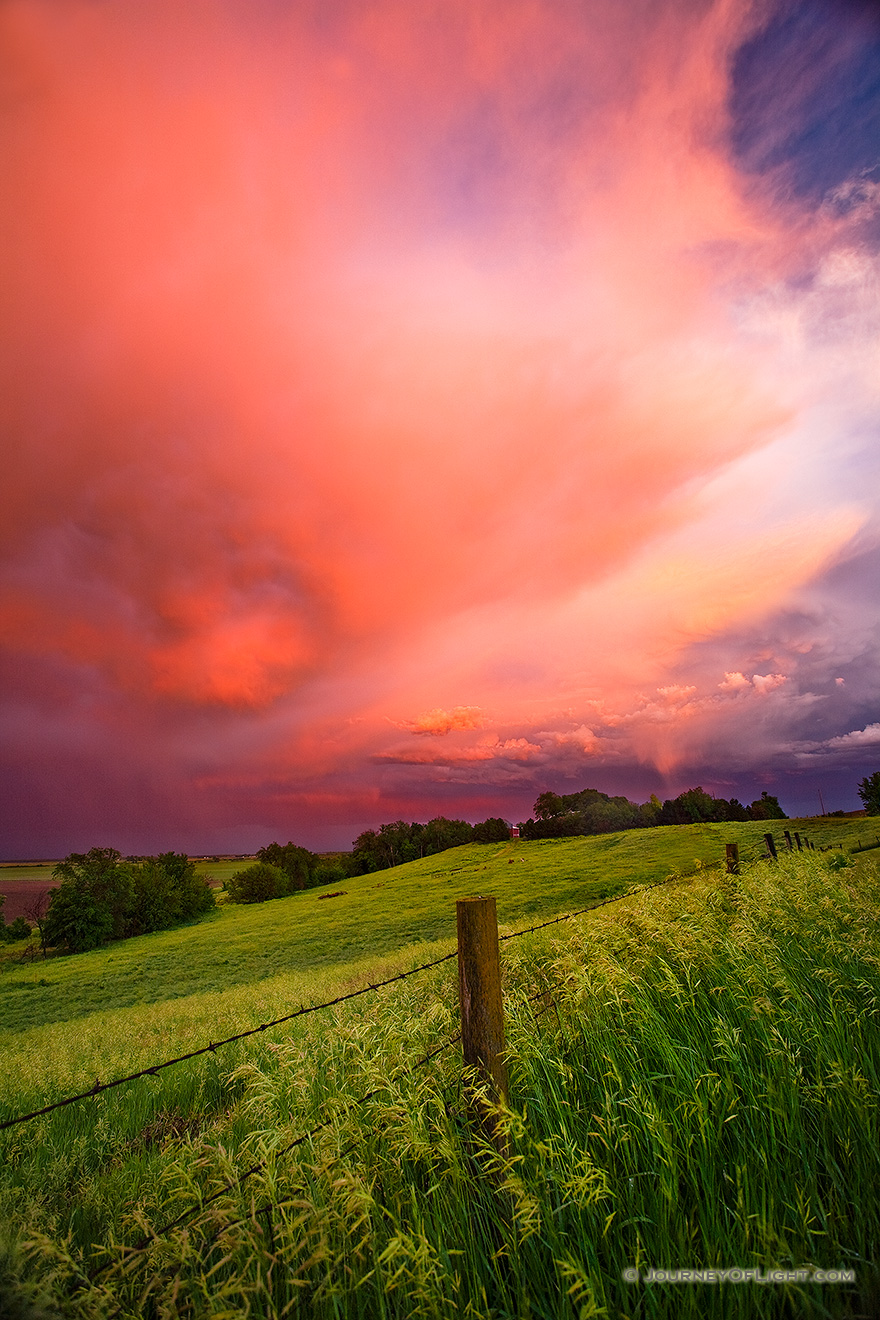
[456,896,508,1107]
[784,830,793,851]
[794,832,802,851]
[725,843,740,875]
[764,832,777,860]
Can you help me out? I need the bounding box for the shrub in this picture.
[4,917,32,942]
[225,862,290,904]
[43,849,131,952]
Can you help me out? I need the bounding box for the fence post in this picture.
[725,843,740,875]
[456,896,508,1107]
[784,830,793,851]
[794,832,802,851]
[764,832,777,860]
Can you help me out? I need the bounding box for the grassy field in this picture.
[1,822,879,1317]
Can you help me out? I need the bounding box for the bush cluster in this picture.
[42,848,215,953]
[223,842,351,904]
[225,861,294,903]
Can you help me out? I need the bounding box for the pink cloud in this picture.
[396,706,486,736]
[1,0,879,849]
[751,673,788,695]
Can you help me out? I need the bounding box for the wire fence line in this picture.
[96,982,577,1289]
[0,949,459,1133]
[89,1028,464,1286]
[1,864,720,1134]
[58,850,778,1300]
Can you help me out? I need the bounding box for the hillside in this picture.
[1,817,872,1041]
[1,836,878,1318]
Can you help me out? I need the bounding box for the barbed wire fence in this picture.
[72,866,715,1299]
[0,863,711,1135]
[0,950,460,1132]
[3,835,796,1137]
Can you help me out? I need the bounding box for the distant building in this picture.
[509,825,520,839]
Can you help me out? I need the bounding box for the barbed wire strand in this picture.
[98,981,575,1298]
[224,1031,464,1239]
[0,950,459,1133]
[2,862,732,1133]
[90,1029,463,1287]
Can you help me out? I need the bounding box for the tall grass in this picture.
[2,851,879,1318]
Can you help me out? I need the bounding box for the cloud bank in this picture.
[1,0,879,853]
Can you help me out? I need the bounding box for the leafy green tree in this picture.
[44,848,134,952]
[857,771,880,815]
[350,828,383,874]
[747,791,787,821]
[660,787,719,825]
[225,862,290,904]
[124,856,211,933]
[473,817,510,843]
[423,817,473,854]
[256,842,317,890]
[534,792,565,821]
[43,879,114,952]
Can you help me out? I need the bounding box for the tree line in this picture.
[16,767,859,950]
[518,785,787,839]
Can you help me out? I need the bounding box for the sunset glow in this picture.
[2,0,879,853]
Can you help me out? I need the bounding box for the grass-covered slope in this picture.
[0,819,871,1109]
[1,817,870,1029]
[1,846,879,1318]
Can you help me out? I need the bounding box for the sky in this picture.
[2,0,879,857]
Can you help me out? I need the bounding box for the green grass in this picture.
[1,825,879,1318]
[0,818,869,1032]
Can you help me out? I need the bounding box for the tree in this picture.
[350,829,383,874]
[659,788,718,825]
[423,817,473,854]
[747,791,787,821]
[534,792,565,821]
[858,771,880,816]
[473,817,511,843]
[44,848,133,952]
[256,842,317,890]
